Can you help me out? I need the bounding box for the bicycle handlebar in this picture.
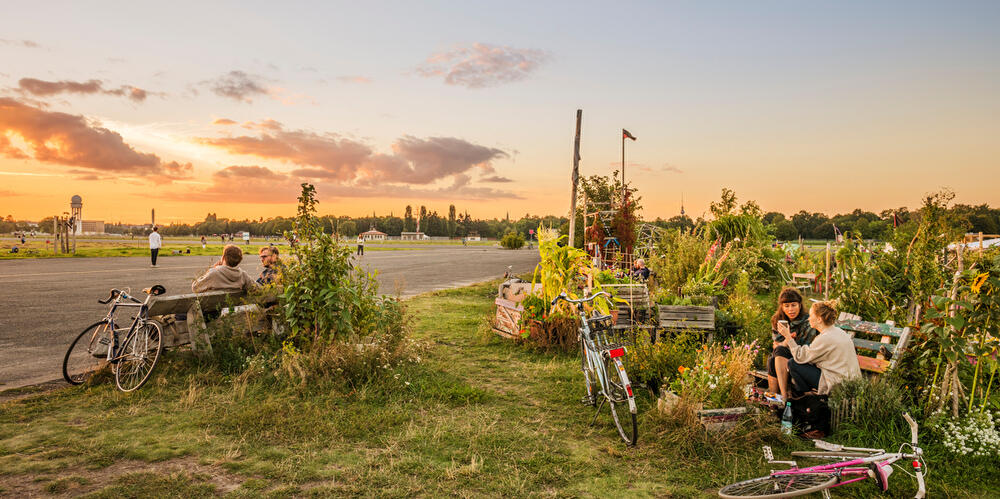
[902,412,918,447]
[551,291,611,307]
[97,289,141,305]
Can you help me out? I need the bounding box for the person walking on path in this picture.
[200,235,206,249]
[149,226,162,267]
[356,234,365,256]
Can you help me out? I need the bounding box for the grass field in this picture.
[0,241,425,259]
[1,282,995,497]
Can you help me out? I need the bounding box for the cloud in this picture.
[17,77,151,102]
[213,118,238,125]
[197,121,509,188]
[617,161,684,175]
[0,98,192,181]
[336,76,372,84]
[416,43,548,88]
[205,70,268,102]
[481,175,514,183]
[0,39,41,48]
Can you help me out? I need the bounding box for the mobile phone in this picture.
[778,320,788,326]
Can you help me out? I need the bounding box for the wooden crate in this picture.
[493,297,524,339]
[603,283,652,328]
[658,305,715,330]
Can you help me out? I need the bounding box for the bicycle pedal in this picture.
[98,338,111,345]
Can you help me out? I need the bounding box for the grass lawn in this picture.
[1,282,996,497]
[0,242,420,259]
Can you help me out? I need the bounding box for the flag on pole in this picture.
[622,129,637,141]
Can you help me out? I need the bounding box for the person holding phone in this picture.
[778,301,861,397]
[766,287,819,403]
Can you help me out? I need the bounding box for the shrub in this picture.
[233,183,413,386]
[622,329,699,386]
[669,342,759,411]
[828,376,908,437]
[648,229,709,296]
[499,231,525,249]
[931,411,1000,458]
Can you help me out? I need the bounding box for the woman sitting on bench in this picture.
[766,287,818,403]
[777,301,861,398]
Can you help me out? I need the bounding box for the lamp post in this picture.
[621,129,636,205]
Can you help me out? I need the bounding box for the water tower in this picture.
[70,195,83,234]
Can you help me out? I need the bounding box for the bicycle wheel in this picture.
[580,341,597,406]
[602,356,638,446]
[718,472,837,498]
[114,321,163,392]
[63,321,110,385]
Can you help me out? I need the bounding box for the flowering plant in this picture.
[932,411,1000,458]
[669,341,758,410]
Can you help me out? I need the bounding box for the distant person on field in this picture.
[257,246,281,285]
[192,244,259,293]
[357,234,365,256]
[200,236,206,249]
[149,226,162,267]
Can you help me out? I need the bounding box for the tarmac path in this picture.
[0,247,539,390]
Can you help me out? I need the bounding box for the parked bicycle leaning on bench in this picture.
[62,285,166,392]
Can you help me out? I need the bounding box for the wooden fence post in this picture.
[824,242,831,300]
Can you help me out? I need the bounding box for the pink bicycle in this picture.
[718,413,926,498]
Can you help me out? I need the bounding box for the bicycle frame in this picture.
[577,308,634,410]
[99,290,150,362]
[773,452,908,489]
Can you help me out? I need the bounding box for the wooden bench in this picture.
[835,316,913,374]
[656,304,715,341]
[789,272,818,294]
[147,290,273,352]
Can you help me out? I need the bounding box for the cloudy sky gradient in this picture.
[1,1,998,224]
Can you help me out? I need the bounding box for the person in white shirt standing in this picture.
[356,234,365,256]
[149,226,162,267]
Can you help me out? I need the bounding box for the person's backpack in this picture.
[792,394,832,437]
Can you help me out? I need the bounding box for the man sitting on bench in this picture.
[192,244,260,293]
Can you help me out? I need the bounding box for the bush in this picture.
[209,183,412,388]
[828,376,908,438]
[499,231,525,249]
[622,329,699,386]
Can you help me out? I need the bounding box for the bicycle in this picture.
[62,285,167,392]
[552,291,638,446]
[718,413,926,498]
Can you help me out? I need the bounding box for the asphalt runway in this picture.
[0,247,539,389]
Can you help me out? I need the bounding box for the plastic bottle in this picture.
[781,402,794,435]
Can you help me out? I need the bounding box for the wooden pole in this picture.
[621,133,626,206]
[979,231,984,257]
[71,217,77,254]
[824,241,831,300]
[568,109,582,248]
[52,217,58,254]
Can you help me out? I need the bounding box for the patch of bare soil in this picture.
[0,379,66,404]
[0,456,244,498]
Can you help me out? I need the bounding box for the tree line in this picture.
[4,199,998,241]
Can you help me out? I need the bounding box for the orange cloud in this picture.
[0,98,191,180]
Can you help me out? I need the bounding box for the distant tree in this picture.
[709,188,738,218]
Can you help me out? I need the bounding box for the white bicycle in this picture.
[553,291,638,445]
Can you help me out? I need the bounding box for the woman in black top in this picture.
[767,287,819,402]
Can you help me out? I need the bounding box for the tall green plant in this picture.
[280,184,399,347]
[531,225,609,315]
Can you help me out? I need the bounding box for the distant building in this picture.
[80,220,105,234]
[360,229,387,241]
[400,231,427,240]
[70,195,105,234]
[465,232,482,242]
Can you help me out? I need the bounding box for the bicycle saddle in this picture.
[143,284,166,296]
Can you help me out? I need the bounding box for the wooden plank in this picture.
[836,319,906,338]
[147,290,246,316]
[792,272,816,280]
[660,319,715,330]
[852,338,897,354]
[857,355,890,373]
[889,327,912,371]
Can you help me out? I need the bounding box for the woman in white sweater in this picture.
[777,301,861,396]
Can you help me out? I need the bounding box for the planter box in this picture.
[493,298,524,339]
[697,406,748,432]
[657,305,715,331]
[603,283,651,326]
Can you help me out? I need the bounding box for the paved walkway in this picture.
[0,247,539,389]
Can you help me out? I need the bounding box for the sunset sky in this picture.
[1,1,998,224]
